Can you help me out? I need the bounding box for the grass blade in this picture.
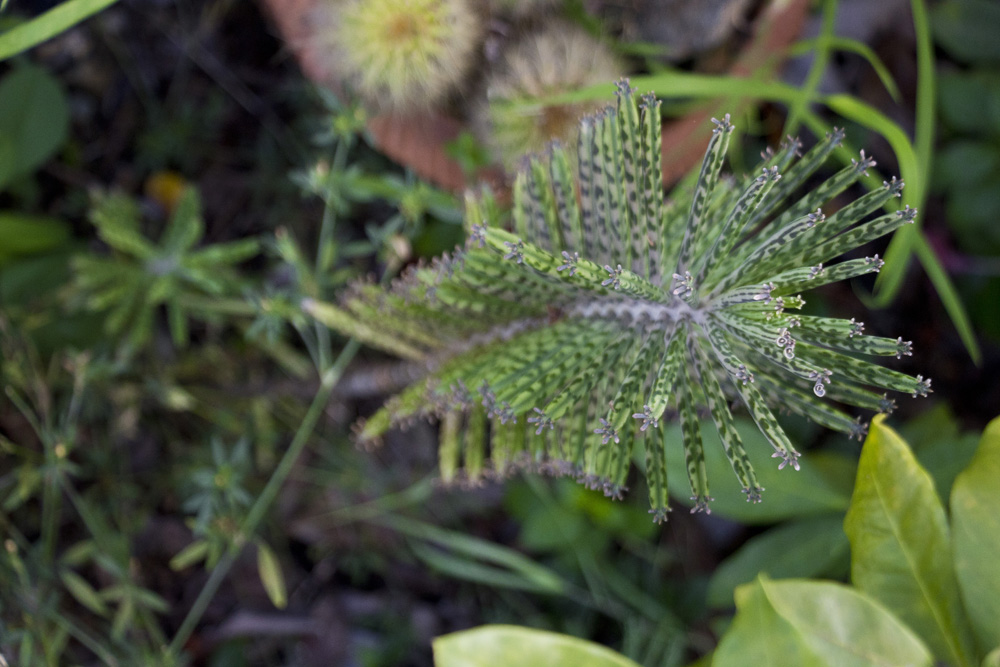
[0,0,121,61]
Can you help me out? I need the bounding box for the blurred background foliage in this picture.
[0,0,998,665]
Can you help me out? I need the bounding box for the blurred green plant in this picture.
[71,188,259,348]
[712,415,1000,667]
[432,416,1000,667]
[0,328,174,665]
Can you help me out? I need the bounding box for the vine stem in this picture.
[166,338,361,658]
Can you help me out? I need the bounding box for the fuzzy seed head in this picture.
[477,23,624,169]
[313,0,482,111]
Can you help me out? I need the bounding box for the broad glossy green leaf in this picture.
[433,625,641,667]
[663,419,853,523]
[983,647,1000,667]
[707,516,849,608]
[714,576,932,667]
[951,416,1000,653]
[934,141,1000,191]
[0,64,69,187]
[932,0,1000,64]
[901,404,981,504]
[937,71,1000,136]
[844,416,976,667]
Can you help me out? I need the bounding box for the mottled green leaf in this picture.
[433,625,640,667]
[844,416,976,667]
[951,416,1000,653]
[714,576,932,667]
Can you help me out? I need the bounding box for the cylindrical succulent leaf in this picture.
[310,81,929,517]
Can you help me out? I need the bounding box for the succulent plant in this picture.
[477,23,624,169]
[307,82,929,520]
[311,0,483,112]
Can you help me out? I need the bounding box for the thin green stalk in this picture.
[313,140,350,373]
[167,338,360,657]
[874,0,937,307]
[787,36,901,102]
[40,443,59,565]
[175,294,257,317]
[50,613,120,666]
[316,475,436,527]
[784,0,838,136]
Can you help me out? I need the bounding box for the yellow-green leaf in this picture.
[433,625,641,667]
[844,415,976,667]
[714,576,932,667]
[169,540,208,571]
[60,569,108,616]
[256,541,287,609]
[951,415,1000,654]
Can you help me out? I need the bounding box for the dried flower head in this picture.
[477,23,624,169]
[311,0,483,112]
[308,82,928,520]
[488,0,561,18]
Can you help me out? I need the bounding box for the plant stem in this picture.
[166,338,360,657]
[784,0,836,136]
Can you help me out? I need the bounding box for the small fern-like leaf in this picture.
[316,81,929,519]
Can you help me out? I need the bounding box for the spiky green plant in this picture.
[307,82,930,520]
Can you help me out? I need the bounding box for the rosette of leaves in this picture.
[307,82,930,520]
[73,189,258,348]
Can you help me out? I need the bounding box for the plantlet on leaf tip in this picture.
[308,80,929,521]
